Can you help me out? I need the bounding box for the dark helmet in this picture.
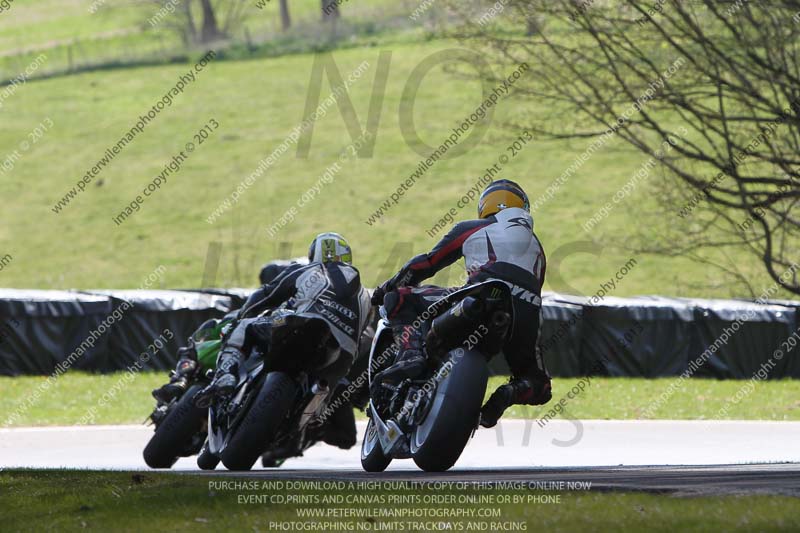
[259,262,291,285]
[477,179,530,219]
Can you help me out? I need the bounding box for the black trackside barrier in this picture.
[681,298,797,379]
[488,293,797,379]
[0,289,113,376]
[185,288,253,309]
[576,295,696,378]
[78,290,234,372]
[0,286,797,378]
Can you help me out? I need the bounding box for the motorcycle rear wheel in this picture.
[410,351,489,472]
[221,372,298,471]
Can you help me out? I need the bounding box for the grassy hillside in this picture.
[0,0,419,82]
[0,38,787,298]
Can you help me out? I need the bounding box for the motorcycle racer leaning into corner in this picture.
[196,232,372,448]
[150,259,303,404]
[370,179,552,428]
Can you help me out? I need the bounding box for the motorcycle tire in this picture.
[143,384,207,469]
[197,442,220,470]
[221,371,298,471]
[410,350,489,472]
[360,415,392,472]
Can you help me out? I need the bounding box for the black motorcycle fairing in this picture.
[421,279,513,321]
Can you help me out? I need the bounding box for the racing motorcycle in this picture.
[201,309,352,471]
[361,280,513,472]
[142,317,231,469]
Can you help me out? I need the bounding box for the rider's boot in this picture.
[152,347,197,403]
[322,401,357,449]
[195,349,239,406]
[480,376,552,428]
[370,325,426,396]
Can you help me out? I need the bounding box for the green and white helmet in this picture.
[308,232,353,264]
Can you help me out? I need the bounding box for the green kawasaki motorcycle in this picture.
[142,315,233,469]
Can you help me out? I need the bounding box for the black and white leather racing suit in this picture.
[375,207,551,422]
[234,261,370,359]
[214,261,371,447]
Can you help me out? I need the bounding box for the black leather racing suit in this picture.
[221,261,371,447]
[378,207,549,393]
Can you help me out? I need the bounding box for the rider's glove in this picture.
[370,284,387,306]
[176,345,196,361]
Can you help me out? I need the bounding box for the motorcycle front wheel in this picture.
[143,384,207,469]
[360,412,392,472]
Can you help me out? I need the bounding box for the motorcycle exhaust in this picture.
[490,310,511,332]
[481,310,511,354]
[425,296,485,357]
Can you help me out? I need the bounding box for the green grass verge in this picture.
[2,372,798,427]
[1,470,798,532]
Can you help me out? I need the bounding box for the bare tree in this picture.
[199,0,223,42]
[322,0,340,21]
[280,0,292,30]
[147,0,248,45]
[451,0,800,296]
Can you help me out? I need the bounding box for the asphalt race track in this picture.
[2,420,799,496]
